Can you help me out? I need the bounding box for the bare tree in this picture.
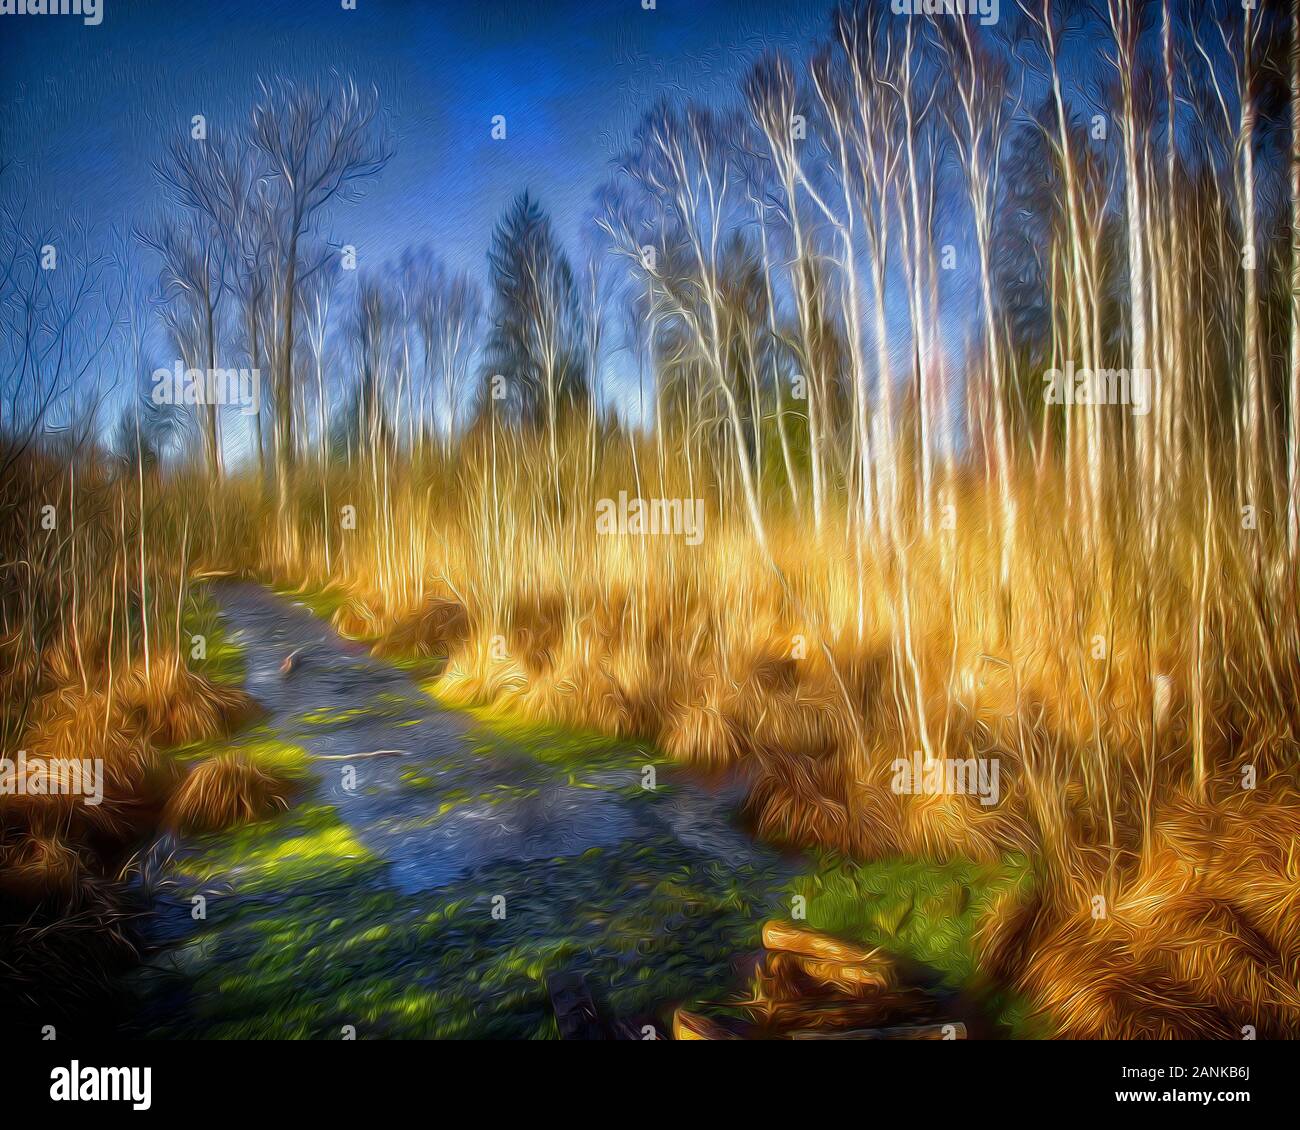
[405,248,482,453]
[251,77,390,514]
[138,215,226,477]
[939,16,1017,587]
[746,53,832,536]
[601,104,770,549]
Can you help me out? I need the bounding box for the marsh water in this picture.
[124,583,798,1037]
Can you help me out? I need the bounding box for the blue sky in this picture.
[2,0,827,286]
[2,0,844,446]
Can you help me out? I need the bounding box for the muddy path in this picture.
[124,582,797,1038]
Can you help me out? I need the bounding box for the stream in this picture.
[124,582,797,1038]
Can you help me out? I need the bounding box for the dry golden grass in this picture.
[0,833,87,907]
[114,658,259,750]
[164,753,292,834]
[6,656,258,843]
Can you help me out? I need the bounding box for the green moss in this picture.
[167,726,310,781]
[233,734,312,778]
[178,804,377,894]
[787,852,1041,1035]
[299,705,377,727]
[399,767,439,790]
[791,854,1028,978]
[442,704,668,786]
[183,585,246,687]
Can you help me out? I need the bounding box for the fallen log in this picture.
[761,921,883,967]
[748,951,888,1010]
[790,1021,968,1041]
[794,956,892,995]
